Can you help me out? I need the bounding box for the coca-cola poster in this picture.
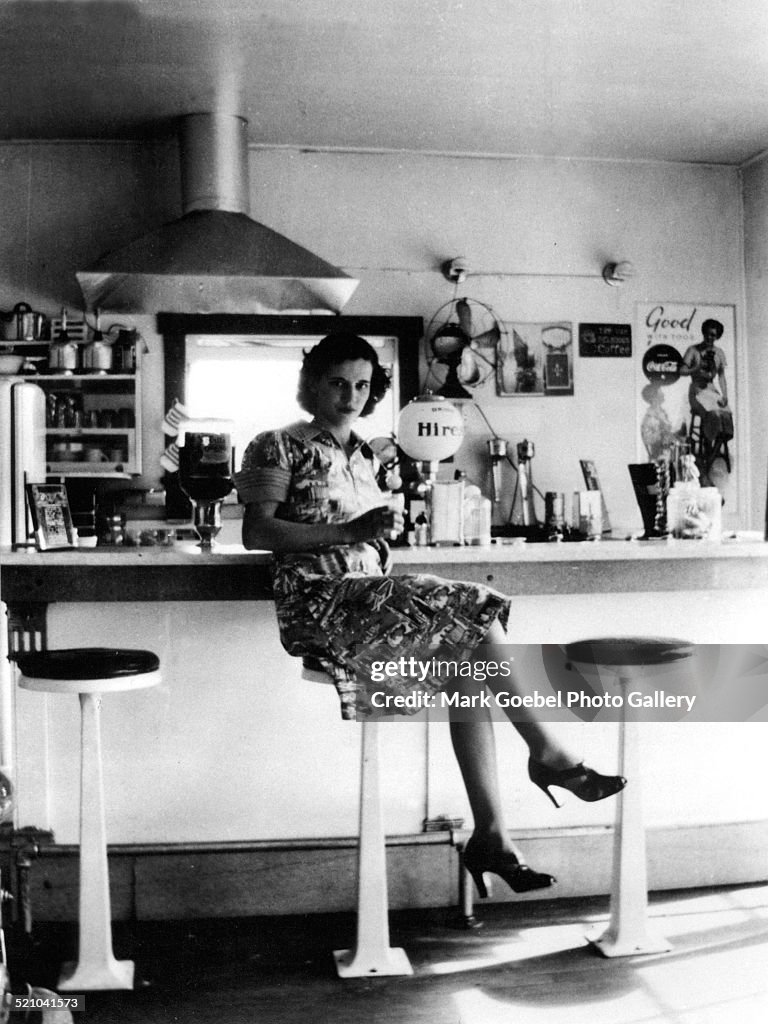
[635,302,737,506]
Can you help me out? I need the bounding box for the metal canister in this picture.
[19,309,46,341]
[114,329,138,372]
[544,491,565,537]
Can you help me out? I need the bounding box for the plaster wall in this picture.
[0,142,751,528]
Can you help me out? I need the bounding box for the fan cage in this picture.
[423,297,506,396]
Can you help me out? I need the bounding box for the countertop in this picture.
[1,533,767,566]
[1,536,767,603]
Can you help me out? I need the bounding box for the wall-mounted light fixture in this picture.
[602,260,635,286]
[441,257,469,284]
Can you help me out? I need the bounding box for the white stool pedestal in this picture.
[588,675,672,958]
[334,720,412,978]
[565,639,693,958]
[301,663,412,977]
[18,654,160,991]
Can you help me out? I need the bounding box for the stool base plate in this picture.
[58,957,134,991]
[587,927,672,958]
[334,946,413,978]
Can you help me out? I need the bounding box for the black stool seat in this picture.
[565,637,694,667]
[16,648,159,680]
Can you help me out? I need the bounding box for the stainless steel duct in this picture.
[76,113,359,314]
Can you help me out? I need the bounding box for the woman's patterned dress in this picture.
[235,421,510,719]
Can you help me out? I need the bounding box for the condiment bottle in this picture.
[544,491,565,541]
[97,509,125,546]
[414,510,429,546]
[463,484,492,546]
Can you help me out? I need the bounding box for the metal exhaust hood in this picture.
[76,113,359,315]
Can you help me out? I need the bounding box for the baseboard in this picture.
[23,820,768,922]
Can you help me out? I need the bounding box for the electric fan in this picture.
[425,297,504,399]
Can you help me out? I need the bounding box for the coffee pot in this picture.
[1,302,47,341]
[48,309,78,373]
[81,311,113,374]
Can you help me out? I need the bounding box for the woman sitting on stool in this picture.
[235,331,625,898]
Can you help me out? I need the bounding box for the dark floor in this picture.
[6,884,768,1024]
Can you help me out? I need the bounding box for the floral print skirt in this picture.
[273,567,511,719]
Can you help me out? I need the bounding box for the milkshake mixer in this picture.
[509,440,539,530]
[486,437,507,505]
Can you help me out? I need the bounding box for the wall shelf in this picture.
[28,359,143,477]
[25,373,136,382]
[45,428,133,435]
[46,467,132,479]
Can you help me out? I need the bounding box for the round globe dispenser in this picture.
[177,419,234,549]
[396,395,464,476]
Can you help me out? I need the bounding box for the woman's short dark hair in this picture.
[297,331,391,417]
[701,318,724,339]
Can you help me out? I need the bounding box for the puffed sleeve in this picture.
[234,430,292,505]
[681,345,699,370]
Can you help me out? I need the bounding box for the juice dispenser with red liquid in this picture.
[177,419,234,549]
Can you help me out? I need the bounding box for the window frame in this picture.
[158,313,423,517]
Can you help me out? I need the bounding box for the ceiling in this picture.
[2,0,768,166]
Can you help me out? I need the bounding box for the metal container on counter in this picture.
[544,491,565,539]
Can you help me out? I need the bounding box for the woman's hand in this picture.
[346,505,404,543]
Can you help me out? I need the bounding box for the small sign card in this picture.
[579,323,632,358]
[26,482,77,550]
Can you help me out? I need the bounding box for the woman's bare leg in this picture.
[447,676,527,858]
[445,617,576,848]
[459,621,625,807]
[470,620,577,768]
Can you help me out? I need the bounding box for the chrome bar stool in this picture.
[16,648,161,991]
[301,658,412,977]
[564,638,695,957]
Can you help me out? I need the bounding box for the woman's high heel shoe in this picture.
[528,758,626,808]
[462,839,556,899]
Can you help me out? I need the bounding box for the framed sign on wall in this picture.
[496,322,573,396]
